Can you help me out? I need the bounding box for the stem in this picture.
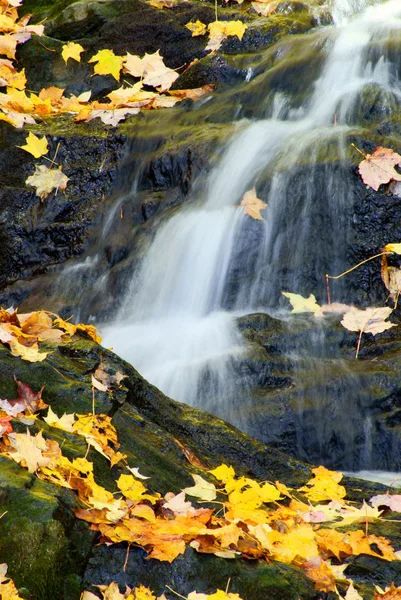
[326,252,392,280]
[215,0,218,21]
[351,142,367,159]
[355,329,363,359]
[325,274,331,305]
[165,585,188,600]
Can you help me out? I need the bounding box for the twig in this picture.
[123,544,130,572]
[165,585,187,600]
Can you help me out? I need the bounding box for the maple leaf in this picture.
[281,291,321,314]
[0,60,25,89]
[370,493,401,512]
[206,21,247,52]
[26,165,69,201]
[209,463,236,483]
[240,187,267,220]
[89,49,124,80]
[61,41,84,63]
[374,583,401,599]
[6,429,53,473]
[17,131,48,158]
[358,146,401,191]
[9,337,48,362]
[252,1,279,16]
[186,20,207,36]
[43,406,75,432]
[341,306,396,357]
[123,50,179,91]
[302,558,336,592]
[85,107,140,126]
[298,466,346,503]
[183,474,217,501]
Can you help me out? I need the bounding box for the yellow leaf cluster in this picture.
[0,307,102,362]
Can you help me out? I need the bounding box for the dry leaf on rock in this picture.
[26,165,69,201]
[17,131,48,158]
[43,406,75,432]
[240,187,267,220]
[183,474,217,501]
[281,291,321,314]
[206,21,247,52]
[6,430,52,473]
[370,494,401,512]
[185,20,207,36]
[89,49,124,80]
[85,107,140,126]
[61,41,84,63]
[252,1,279,15]
[123,50,179,91]
[358,146,401,191]
[341,306,396,357]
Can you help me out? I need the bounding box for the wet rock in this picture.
[234,310,401,472]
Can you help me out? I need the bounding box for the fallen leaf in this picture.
[370,494,401,512]
[281,292,321,314]
[341,306,396,357]
[85,107,140,126]
[298,466,346,503]
[61,41,84,63]
[26,165,69,201]
[240,187,267,220]
[18,131,48,158]
[185,20,207,36]
[43,406,75,432]
[123,50,179,91]
[89,49,124,80]
[206,20,247,52]
[358,146,401,191]
[183,474,217,501]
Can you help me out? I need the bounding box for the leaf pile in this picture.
[0,307,101,362]
[3,387,401,600]
[82,582,243,600]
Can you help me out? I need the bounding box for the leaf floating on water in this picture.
[240,187,267,220]
[358,146,401,191]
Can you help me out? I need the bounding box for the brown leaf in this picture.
[374,583,401,599]
[358,146,401,191]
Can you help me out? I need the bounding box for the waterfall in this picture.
[104,0,401,452]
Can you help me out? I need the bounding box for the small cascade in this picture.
[99,0,401,467]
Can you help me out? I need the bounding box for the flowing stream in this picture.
[104,0,401,408]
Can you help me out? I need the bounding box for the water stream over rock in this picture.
[97,0,401,472]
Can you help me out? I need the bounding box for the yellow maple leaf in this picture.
[183,474,217,501]
[209,463,236,483]
[43,406,75,432]
[206,20,247,52]
[185,20,207,36]
[89,49,124,80]
[18,132,48,158]
[8,337,48,362]
[26,165,69,201]
[61,41,84,63]
[281,291,321,315]
[134,585,157,600]
[117,473,159,504]
[298,466,346,503]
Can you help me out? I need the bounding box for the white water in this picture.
[104,0,401,416]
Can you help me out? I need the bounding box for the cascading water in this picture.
[102,0,401,467]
